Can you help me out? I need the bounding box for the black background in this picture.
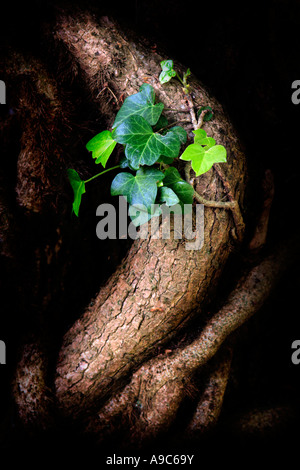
[1,0,300,464]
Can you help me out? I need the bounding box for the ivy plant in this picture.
[68,60,227,226]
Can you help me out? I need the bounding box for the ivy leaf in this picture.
[192,129,207,144]
[157,155,174,164]
[128,203,163,227]
[67,169,86,217]
[157,186,180,206]
[119,154,136,170]
[111,167,164,213]
[153,115,168,132]
[128,204,152,226]
[112,83,164,128]
[159,60,176,84]
[180,143,226,176]
[169,180,194,207]
[197,106,213,122]
[193,129,215,149]
[158,129,182,158]
[163,167,194,206]
[86,130,116,167]
[168,126,187,144]
[114,115,181,169]
[162,167,183,185]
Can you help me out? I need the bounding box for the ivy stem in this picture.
[176,72,185,87]
[84,165,120,184]
[183,89,245,242]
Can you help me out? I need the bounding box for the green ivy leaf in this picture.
[197,106,213,122]
[111,167,164,213]
[158,129,182,157]
[157,186,180,206]
[180,143,227,176]
[86,130,116,167]
[67,169,86,216]
[119,154,136,170]
[192,129,215,148]
[114,115,181,169]
[157,155,174,164]
[112,83,164,128]
[168,126,187,144]
[128,204,152,226]
[162,167,183,185]
[163,167,194,206]
[153,115,168,132]
[159,60,176,84]
[192,129,207,143]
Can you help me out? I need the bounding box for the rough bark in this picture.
[83,238,297,446]
[1,52,71,213]
[2,7,297,448]
[49,13,247,419]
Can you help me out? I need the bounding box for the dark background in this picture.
[1,0,300,462]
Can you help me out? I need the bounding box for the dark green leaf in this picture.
[114,115,181,169]
[157,186,180,206]
[158,129,182,158]
[67,169,86,216]
[157,155,174,164]
[128,203,162,227]
[163,167,194,206]
[168,126,187,144]
[162,167,183,185]
[170,180,194,205]
[153,115,168,132]
[119,154,136,170]
[112,83,164,128]
[111,167,164,213]
[197,106,213,122]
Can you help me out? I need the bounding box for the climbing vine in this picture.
[68,60,227,226]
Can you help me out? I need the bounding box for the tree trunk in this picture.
[2,7,295,450]
[51,13,246,418]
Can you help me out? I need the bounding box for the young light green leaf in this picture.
[112,83,164,128]
[159,59,177,84]
[67,169,86,216]
[180,143,226,176]
[111,167,164,213]
[114,115,181,169]
[193,129,215,149]
[192,129,207,143]
[86,130,116,167]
